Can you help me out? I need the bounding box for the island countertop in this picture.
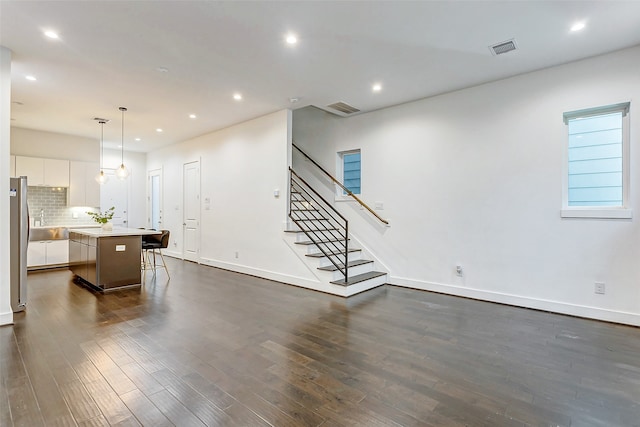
[70,227,161,238]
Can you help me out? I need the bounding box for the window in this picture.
[338,150,361,196]
[562,102,630,218]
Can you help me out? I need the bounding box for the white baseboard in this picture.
[163,250,182,259]
[199,257,324,291]
[390,276,640,327]
[0,311,14,326]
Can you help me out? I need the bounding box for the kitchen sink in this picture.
[29,227,69,241]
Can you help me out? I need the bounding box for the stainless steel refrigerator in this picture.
[10,176,28,312]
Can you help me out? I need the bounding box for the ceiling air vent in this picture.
[489,39,517,56]
[325,101,361,116]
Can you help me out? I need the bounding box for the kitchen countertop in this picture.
[31,225,101,230]
[70,227,161,238]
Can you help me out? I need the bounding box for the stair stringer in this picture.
[282,232,353,297]
[283,222,388,297]
[344,231,392,280]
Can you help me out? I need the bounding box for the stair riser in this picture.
[316,251,362,267]
[304,242,351,255]
[329,262,375,281]
[295,231,344,243]
[343,275,387,297]
[290,211,326,220]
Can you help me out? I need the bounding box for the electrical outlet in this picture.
[456,265,463,277]
[595,282,605,294]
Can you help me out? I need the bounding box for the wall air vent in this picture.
[489,39,517,56]
[325,101,361,116]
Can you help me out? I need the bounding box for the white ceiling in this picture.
[2,1,640,152]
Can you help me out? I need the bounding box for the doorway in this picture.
[183,160,200,262]
[100,169,128,227]
[148,168,162,230]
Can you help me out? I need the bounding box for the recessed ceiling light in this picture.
[286,33,298,45]
[570,21,586,32]
[135,137,141,141]
[25,75,37,81]
[44,30,59,39]
[233,93,242,101]
[189,114,197,119]
[117,145,122,148]
[156,128,163,132]
[372,83,382,92]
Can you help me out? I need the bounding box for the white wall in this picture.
[101,148,147,228]
[293,45,640,326]
[147,110,319,287]
[1,46,13,325]
[11,127,98,161]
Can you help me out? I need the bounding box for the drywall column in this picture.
[0,46,13,325]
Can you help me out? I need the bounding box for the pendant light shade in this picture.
[116,106,130,180]
[95,119,109,185]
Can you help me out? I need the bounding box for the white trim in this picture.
[389,275,640,327]
[199,257,332,292]
[0,311,14,326]
[560,208,632,219]
[562,103,631,214]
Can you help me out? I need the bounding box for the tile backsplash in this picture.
[27,186,100,226]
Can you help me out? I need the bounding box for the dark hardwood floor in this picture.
[2,259,640,426]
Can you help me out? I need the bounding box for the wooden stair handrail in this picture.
[292,143,389,225]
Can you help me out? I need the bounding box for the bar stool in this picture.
[142,230,170,279]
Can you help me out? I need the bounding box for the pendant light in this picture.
[94,118,109,184]
[115,106,130,180]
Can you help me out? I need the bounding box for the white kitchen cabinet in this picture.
[16,156,44,184]
[45,159,70,187]
[69,161,100,207]
[15,156,70,187]
[27,241,48,267]
[10,155,15,177]
[27,240,69,268]
[46,240,69,265]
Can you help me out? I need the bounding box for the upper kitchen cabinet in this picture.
[69,161,100,207]
[10,155,15,177]
[15,156,70,187]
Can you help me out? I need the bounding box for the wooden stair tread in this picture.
[318,259,373,271]
[306,248,361,258]
[331,271,387,286]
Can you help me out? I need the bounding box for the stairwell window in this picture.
[562,102,631,218]
[338,149,361,197]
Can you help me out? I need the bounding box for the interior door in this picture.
[148,169,162,230]
[100,169,128,226]
[183,161,200,262]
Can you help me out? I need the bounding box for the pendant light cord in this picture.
[119,107,127,164]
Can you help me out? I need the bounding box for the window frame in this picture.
[336,149,361,201]
[561,102,631,219]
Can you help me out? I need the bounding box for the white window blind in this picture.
[563,102,630,212]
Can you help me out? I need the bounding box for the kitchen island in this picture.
[69,227,160,291]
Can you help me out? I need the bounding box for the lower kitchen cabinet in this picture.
[27,240,69,269]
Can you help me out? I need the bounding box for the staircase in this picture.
[287,168,387,297]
